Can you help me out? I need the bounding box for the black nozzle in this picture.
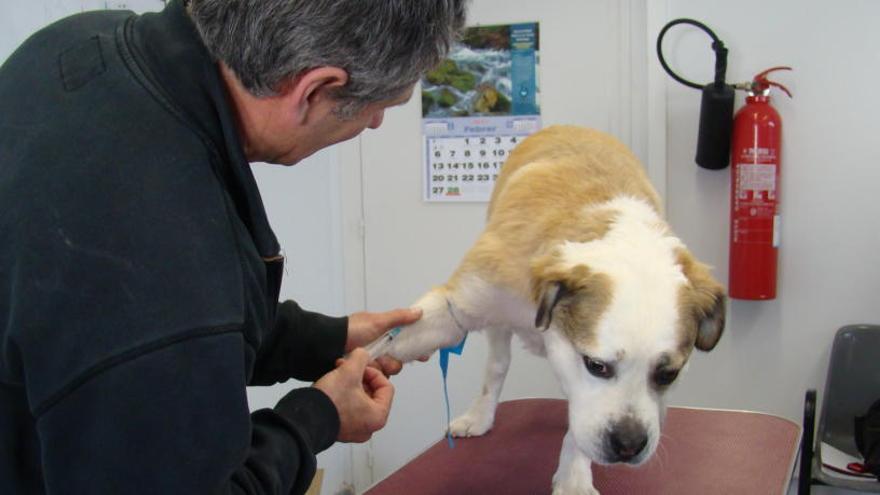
[695,82,735,170]
[657,19,734,170]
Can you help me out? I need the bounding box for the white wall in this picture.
[660,0,880,423]
[0,0,166,62]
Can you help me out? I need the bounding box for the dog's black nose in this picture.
[608,418,648,462]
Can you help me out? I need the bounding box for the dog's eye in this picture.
[654,368,680,386]
[583,356,615,379]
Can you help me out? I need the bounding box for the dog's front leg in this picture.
[383,287,472,363]
[449,328,513,437]
[552,430,599,495]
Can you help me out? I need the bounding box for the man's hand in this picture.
[347,307,422,376]
[314,349,394,443]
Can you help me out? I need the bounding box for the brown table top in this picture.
[364,398,801,495]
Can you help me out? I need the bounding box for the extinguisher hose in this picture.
[657,18,729,90]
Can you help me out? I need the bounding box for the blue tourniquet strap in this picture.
[439,334,467,448]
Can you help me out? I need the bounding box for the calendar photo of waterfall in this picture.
[421,23,540,118]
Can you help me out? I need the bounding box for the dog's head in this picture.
[531,232,725,465]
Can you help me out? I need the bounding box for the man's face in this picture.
[272,85,415,165]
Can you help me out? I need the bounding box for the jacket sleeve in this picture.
[250,300,349,385]
[35,332,339,495]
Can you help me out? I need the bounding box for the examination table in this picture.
[364,398,801,494]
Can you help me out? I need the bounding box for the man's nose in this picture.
[368,111,385,129]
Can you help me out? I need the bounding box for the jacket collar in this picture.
[128,0,280,258]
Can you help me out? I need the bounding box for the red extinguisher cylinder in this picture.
[728,93,782,300]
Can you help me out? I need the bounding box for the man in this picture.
[0,0,467,493]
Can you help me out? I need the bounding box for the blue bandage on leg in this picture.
[439,334,467,448]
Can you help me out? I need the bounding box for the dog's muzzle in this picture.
[605,416,649,463]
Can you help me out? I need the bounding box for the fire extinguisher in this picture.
[728,67,792,300]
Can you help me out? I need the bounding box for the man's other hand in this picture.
[314,349,394,443]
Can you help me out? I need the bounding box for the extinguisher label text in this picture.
[732,163,779,245]
[740,147,777,160]
[736,163,776,204]
[737,163,777,195]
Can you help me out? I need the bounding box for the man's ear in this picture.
[278,66,348,125]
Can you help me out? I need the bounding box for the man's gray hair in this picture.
[188,0,467,117]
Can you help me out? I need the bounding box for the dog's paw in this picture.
[449,409,495,437]
[385,324,444,363]
[385,315,465,363]
[551,481,600,495]
[552,460,598,495]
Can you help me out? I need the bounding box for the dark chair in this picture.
[800,324,880,494]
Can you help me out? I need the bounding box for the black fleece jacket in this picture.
[0,1,348,493]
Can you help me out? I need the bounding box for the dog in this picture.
[379,125,726,495]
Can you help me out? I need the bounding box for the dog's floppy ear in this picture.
[535,281,569,330]
[531,248,575,331]
[695,291,725,351]
[677,249,727,351]
[531,250,610,332]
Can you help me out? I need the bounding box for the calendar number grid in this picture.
[425,135,523,202]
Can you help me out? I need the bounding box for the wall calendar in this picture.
[421,22,542,202]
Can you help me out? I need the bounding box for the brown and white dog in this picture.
[379,126,725,495]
